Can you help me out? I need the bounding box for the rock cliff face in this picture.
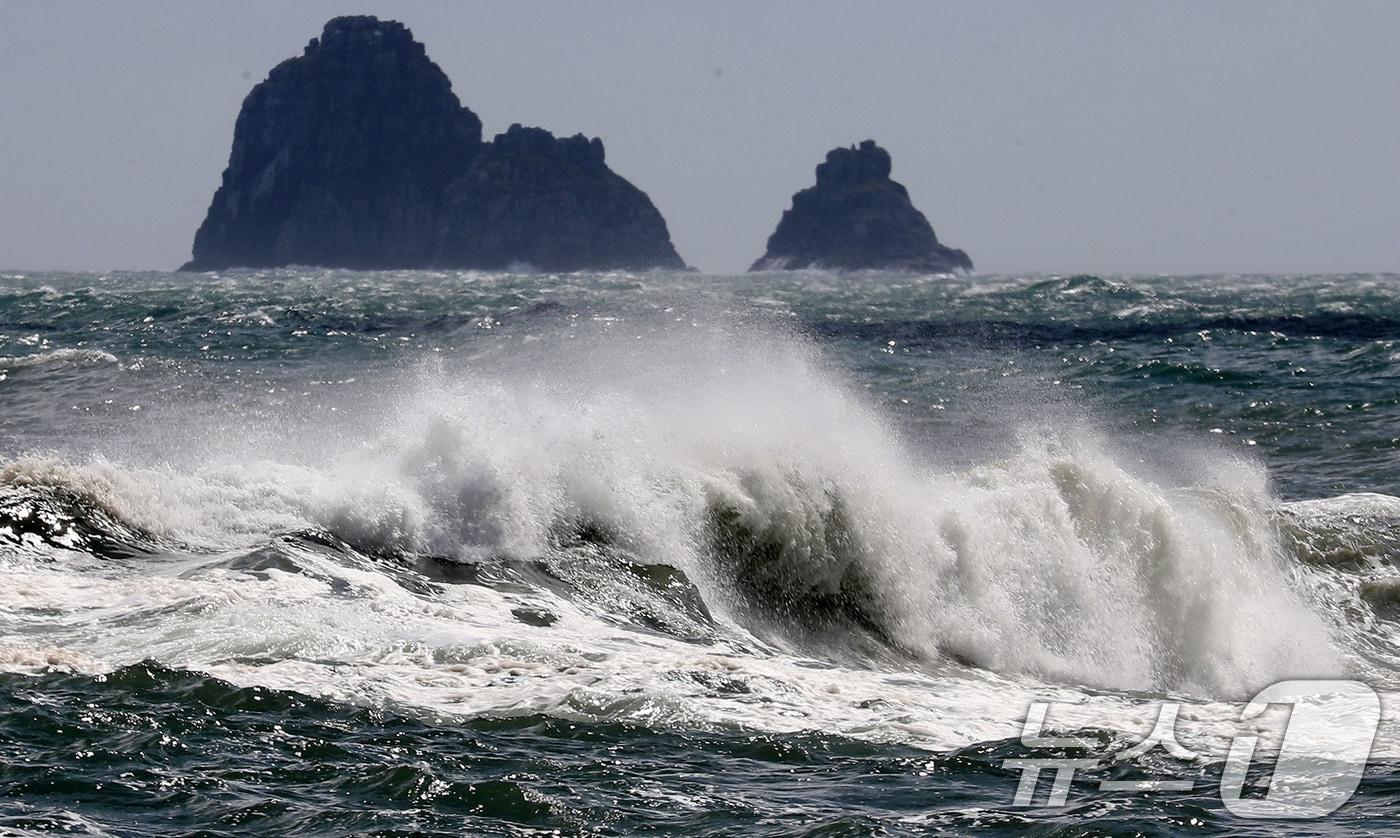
[751,140,972,273]
[436,125,684,271]
[183,16,683,272]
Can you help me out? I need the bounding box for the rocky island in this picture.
[751,140,971,273]
[182,16,684,272]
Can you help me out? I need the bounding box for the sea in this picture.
[2,269,1399,836]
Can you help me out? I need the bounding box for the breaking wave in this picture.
[0,325,1358,700]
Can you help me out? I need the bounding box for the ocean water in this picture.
[1,269,1399,835]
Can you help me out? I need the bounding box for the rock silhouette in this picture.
[435,125,684,272]
[183,16,683,272]
[752,140,971,273]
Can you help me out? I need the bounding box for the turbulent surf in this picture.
[3,269,1400,835]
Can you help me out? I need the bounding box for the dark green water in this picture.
[2,270,1399,835]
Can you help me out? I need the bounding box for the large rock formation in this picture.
[751,140,971,273]
[183,16,683,272]
[435,125,684,271]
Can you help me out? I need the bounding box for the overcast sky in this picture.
[1,1,1397,275]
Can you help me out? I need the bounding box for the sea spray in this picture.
[7,269,1400,833]
[0,322,1345,697]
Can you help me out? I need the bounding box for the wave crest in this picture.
[0,329,1351,696]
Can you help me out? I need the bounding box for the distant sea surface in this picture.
[2,270,1400,836]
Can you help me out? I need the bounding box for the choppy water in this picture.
[2,269,1400,835]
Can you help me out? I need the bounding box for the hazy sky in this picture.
[2,1,1398,275]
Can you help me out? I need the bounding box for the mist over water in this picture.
[3,269,1400,834]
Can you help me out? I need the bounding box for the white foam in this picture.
[0,538,1389,760]
[0,348,119,369]
[1288,491,1400,520]
[0,325,1371,754]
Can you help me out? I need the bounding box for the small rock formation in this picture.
[183,16,683,272]
[751,140,972,273]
